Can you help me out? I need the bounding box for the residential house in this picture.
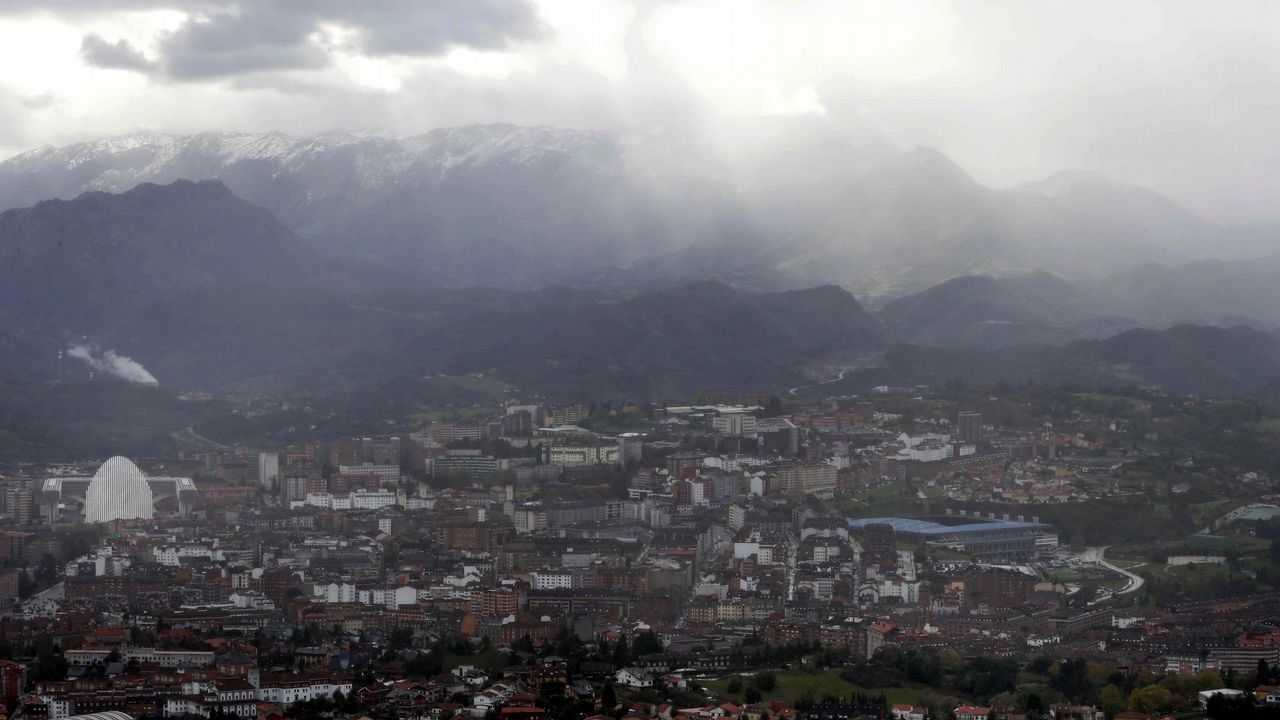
[615,667,654,689]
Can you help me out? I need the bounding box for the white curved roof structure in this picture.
[66,713,134,720]
[84,456,154,523]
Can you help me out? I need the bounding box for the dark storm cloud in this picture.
[2,0,546,79]
[158,5,328,79]
[176,1,544,80]
[327,1,548,55]
[81,33,155,71]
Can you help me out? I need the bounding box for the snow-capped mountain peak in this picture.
[0,125,624,204]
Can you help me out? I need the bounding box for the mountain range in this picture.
[0,126,751,289]
[0,180,339,324]
[1,124,1280,462]
[4,124,1275,300]
[0,179,891,398]
[812,324,1280,399]
[1,174,1278,398]
[878,273,1132,347]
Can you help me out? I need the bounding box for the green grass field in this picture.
[408,375,508,424]
[1074,392,1152,414]
[858,483,919,504]
[836,483,934,517]
[1045,565,1124,583]
[1190,498,1247,526]
[1248,418,1280,434]
[1165,561,1235,580]
[1044,568,1090,583]
[1232,535,1271,555]
[703,669,919,706]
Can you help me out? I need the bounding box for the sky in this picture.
[0,0,1275,224]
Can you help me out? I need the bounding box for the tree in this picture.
[744,687,762,704]
[913,544,928,566]
[600,684,617,711]
[1128,684,1173,714]
[726,677,743,694]
[611,635,629,668]
[633,630,663,657]
[29,645,68,685]
[937,648,965,675]
[1050,658,1090,700]
[1099,684,1126,718]
[1206,693,1226,719]
[760,397,784,418]
[34,554,58,584]
[906,651,940,685]
[390,627,415,651]
[960,657,1018,698]
[752,671,777,692]
[512,635,535,654]
[1259,658,1272,685]
[1206,692,1259,720]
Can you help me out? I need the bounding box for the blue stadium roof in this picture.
[847,516,1048,534]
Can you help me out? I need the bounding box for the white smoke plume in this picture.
[67,344,158,385]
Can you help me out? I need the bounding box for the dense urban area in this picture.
[2,385,1280,720]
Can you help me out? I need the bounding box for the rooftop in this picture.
[847,517,1048,534]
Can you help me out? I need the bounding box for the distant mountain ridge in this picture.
[0,126,752,289]
[0,179,886,396]
[878,261,1280,347]
[0,179,342,326]
[73,278,888,398]
[4,177,1278,399]
[1096,256,1280,329]
[3,124,1267,296]
[794,323,1280,399]
[878,273,1136,347]
[1015,169,1214,244]
[0,127,607,202]
[2,161,1279,462]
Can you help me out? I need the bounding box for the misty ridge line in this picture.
[2,122,1276,302]
[1,124,1279,402]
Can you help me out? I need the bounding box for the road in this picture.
[15,581,64,618]
[1077,546,1144,595]
[788,369,849,397]
[171,426,233,451]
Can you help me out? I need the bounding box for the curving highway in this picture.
[1076,546,1145,595]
